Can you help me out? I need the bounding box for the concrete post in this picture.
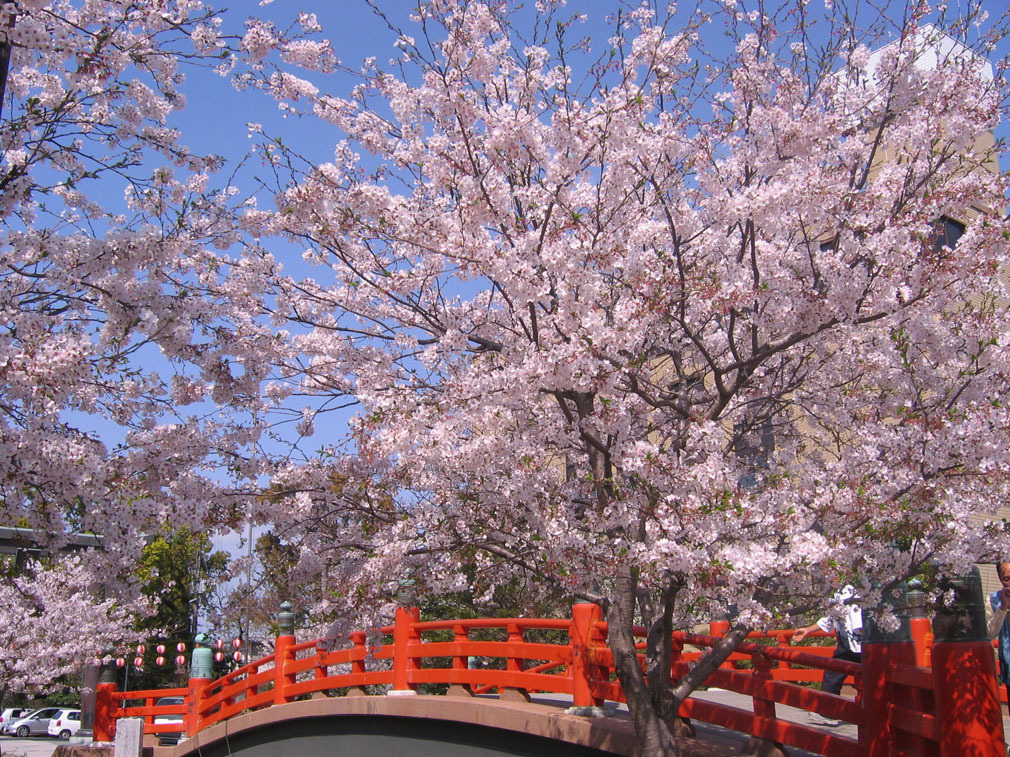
[112,717,143,757]
[77,660,100,741]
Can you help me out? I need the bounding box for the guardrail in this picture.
[95,603,1005,757]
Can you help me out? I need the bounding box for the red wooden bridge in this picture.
[95,603,1007,756]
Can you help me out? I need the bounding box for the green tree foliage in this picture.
[129,529,229,690]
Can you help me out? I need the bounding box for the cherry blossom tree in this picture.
[4,0,1010,753]
[226,1,1010,752]
[0,0,324,687]
[0,556,136,702]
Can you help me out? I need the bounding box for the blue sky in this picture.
[167,1,1010,191]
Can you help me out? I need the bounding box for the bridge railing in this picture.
[569,620,862,757]
[98,686,188,740]
[94,601,1004,757]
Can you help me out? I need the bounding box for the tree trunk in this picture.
[0,40,10,122]
[0,12,14,122]
[609,566,681,756]
[607,566,756,756]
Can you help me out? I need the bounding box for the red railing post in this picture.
[751,652,776,720]
[709,621,735,669]
[860,582,934,756]
[274,601,297,705]
[185,638,214,738]
[390,606,420,694]
[499,621,531,702]
[94,680,117,742]
[774,631,793,677]
[743,651,785,755]
[670,632,683,679]
[315,639,328,683]
[909,617,931,668]
[273,638,296,704]
[930,570,1005,757]
[185,675,210,738]
[861,634,917,755]
[570,603,604,708]
[447,623,474,697]
[222,674,236,711]
[348,630,368,696]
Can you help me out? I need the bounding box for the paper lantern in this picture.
[175,654,186,666]
[156,656,165,666]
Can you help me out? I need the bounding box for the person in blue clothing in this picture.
[987,562,1010,706]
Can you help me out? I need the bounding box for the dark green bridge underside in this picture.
[187,714,616,757]
[159,696,637,757]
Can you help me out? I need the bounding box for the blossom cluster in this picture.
[235,4,1010,646]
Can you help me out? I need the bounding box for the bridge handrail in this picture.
[411,617,574,633]
[582,622,861,754]
[94,603,1000,757]
[102,613,861,754]
[112,686,188,703]
[673,631,863,676]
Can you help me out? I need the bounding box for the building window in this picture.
[931,216,965,255]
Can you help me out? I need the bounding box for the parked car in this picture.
[4,707,60,737]
[153,696,185,746]
[0,708,28,732]
[46,709,82,741]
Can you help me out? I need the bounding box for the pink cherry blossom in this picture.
[228,4,1010,753]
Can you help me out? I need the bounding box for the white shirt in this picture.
[816,585,863,653]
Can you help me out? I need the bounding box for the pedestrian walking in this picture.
[792,585,862,727]
[987,562,1010,706]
